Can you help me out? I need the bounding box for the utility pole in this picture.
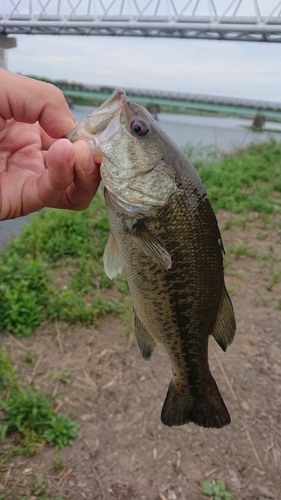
[0,35,17,69]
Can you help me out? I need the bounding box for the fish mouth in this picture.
[66,89,126,149]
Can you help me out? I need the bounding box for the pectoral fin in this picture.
[129,224,172,270]
[134,309,157,360]
[212,287,236,351]
[103,232,123,279]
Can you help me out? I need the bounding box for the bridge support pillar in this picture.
[0,36,17,69]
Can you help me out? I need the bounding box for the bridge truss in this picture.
[0,0,281,42]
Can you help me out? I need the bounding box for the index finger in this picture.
[0,69,76,138]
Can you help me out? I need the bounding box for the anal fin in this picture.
[134,309,157,361]
[212,286,236,352]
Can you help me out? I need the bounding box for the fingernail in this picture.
[83,150,98,175]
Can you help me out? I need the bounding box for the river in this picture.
[1,106,280,248]
[73,105,281,151]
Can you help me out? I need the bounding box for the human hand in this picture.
[0,70,100,220]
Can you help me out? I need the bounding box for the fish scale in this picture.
[106,188,230,427]
[67,88,236,428]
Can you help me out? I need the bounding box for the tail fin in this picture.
[161,378,230,428]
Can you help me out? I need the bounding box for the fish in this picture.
[67,89,236,428]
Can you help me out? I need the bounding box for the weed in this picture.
[52,454,63,470]
[197,138,281,214]
[202,480,232,499]
[123,400,130,411]
[58,370,71,385]
[18,473,64,500]
[46,286,119,325]
[0,349,17,392]
[32,472,45,495]
[257,232,269,240]
[116,274,129,293]
[43,413,78,449]
[223,216,249,231]
[24,350,37,364]
[228,244,274,262]
[267,269,281,291]
[0,349,78,458]
[0,197,119,337]
[236,269,246,277]
[0,387,78,450]
[0,386,54,440]
[222,254,231,270]
[112,343,123,354]
[0,256,49,337]
[258,294,271,306]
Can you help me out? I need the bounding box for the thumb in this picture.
[35,139,75,209]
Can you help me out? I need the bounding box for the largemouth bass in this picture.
[67,89,236,428]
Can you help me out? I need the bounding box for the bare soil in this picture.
[1,212,281,500]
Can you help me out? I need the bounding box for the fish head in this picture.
[67,89,177,214]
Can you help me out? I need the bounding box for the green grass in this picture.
[267,268,281,291]
[0,139,280,338]
[0,196,124,337]
[202,480,232,499]
[194,138,281,214]
[0,348,78,458]
[2,138,280,487]
[24,350,37,364]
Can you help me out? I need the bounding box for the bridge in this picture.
[0,0,281,43]
[56,83,281,122]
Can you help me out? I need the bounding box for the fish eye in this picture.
[131,119,149,137]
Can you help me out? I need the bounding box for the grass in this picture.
[202,480,232,499]
[0,195,130,465]
[1,138,281,478]
[15,473,64,500]
[185,139,281,303]
[0,139,280,338]
[0,195,124,338]
[0,348,78,459]
[194,138,281,214]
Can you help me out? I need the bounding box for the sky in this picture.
[6,34,281,103]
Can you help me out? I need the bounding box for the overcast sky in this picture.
[7,34,281,103]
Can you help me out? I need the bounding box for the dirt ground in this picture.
[1,211,281,500]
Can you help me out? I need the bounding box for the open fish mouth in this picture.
[66,88,126,149]
[67,88,131,178]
